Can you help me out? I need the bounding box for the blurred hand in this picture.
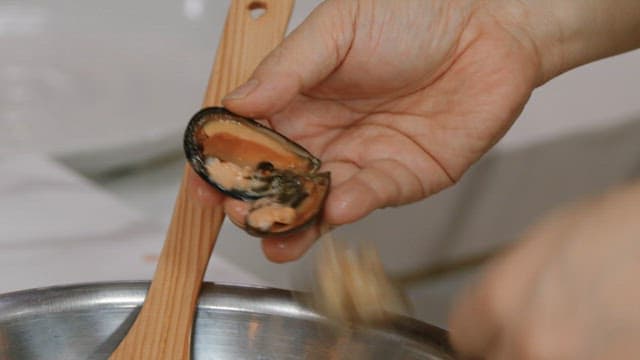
[190,0,545,261]
[449,181,640,359]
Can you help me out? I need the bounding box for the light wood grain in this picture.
[110,1,293,359]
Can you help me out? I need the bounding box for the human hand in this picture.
[190,0,640,262]
[189,0,545,261]
[449,181,640,359]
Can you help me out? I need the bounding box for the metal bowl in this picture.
[0,282,454,359]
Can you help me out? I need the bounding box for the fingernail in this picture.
[223,79,259,100]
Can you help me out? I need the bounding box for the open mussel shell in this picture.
[184,107,330,236]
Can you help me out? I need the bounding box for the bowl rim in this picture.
[0,281,455,356]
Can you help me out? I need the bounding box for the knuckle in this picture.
[476,270,512,321]
[511,323,569,360]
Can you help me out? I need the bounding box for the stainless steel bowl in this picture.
[0,282,454,359]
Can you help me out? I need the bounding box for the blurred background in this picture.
[1,0,639,329]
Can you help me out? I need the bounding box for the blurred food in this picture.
[312,235,411,324]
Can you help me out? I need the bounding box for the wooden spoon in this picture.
[110,1,294,359]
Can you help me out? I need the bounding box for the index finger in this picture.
[185,166,225,205]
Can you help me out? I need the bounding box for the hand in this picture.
[191,0,545,261]
[449,181,640,359]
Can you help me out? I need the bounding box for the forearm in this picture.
[529,0,640,82]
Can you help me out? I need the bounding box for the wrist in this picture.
[481,0,566,85]
[486,0,640,85]
[519,0,640,84]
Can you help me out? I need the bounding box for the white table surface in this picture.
[0,154,265,295]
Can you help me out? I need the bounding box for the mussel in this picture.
[184,107,330,236]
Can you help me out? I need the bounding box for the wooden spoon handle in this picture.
[204,0,294,106]
[110,1,293,359]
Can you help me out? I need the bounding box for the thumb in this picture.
[222,0,355,118]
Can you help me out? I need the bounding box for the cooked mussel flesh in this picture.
[184,107,330,236]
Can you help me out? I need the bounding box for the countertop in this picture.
[0,155,266,294]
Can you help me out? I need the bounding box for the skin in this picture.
[449,182,640,359]
[188,0,640,357]
[192,0,544,260]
